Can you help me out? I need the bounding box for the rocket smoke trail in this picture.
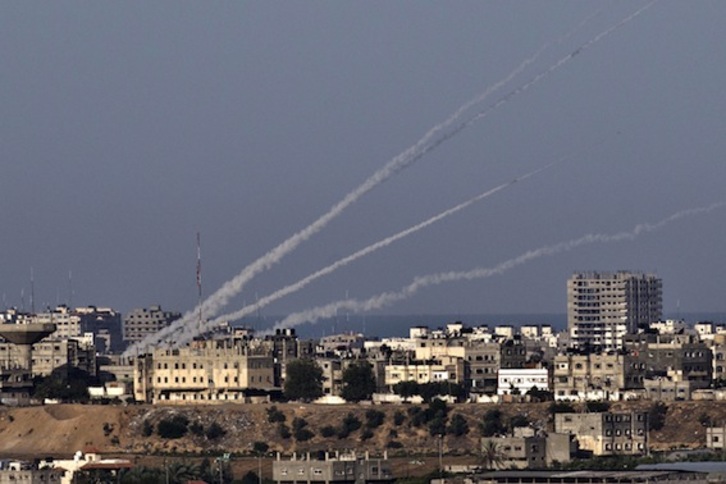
[271,201,724,332]
[124,2,655,356]
[170,162,558,347]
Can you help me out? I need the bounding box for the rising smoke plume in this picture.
[123,2,656,356]
[271,201,723,332]
[170,162,561,347]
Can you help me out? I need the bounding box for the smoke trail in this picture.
[123,3,654,356]
[272,201,724,332]
[169,162,558,347]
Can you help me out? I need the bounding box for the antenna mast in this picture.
[197,232,202,336]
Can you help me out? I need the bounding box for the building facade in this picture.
[568,272,662,350]
[122,305,181,345]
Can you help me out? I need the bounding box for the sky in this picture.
[2,1,726,326]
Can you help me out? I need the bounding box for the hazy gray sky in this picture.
[2,1,725,321]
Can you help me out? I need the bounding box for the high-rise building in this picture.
[122,305,181,345]
[567,271,662,350]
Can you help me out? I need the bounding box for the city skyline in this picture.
[2,2,725,322]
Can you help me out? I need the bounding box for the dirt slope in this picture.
[0,401,723,458]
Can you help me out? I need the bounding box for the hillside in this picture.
[0,401,724,459]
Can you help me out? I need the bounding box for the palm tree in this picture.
[481,440,505,470]
[166,461,201,484]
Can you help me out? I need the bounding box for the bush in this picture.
[360,428,374,441]
[365,410,385,428]
[266,406,286,423]
[278,423,291,439]
[447,414,469,437]
[320,425,337,438]
[586,401,611,413]
[393,410,406,426]
[141,420,153,437]
[205,422,226,440]
[480,409,505,437]
[189,421,204,436]
[252,441,269,455]
[157,415,189,439]
[509,414,530,429]
[342,413,362,433]
[292,417,308,433]
[649,402,667,431]
[386,440,403,449]
[295,427,314,442]
[550,402,575,415]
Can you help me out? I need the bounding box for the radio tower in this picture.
[196,232,202,336]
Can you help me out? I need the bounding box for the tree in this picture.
[447,414,469,436]
[480,409,506,437]
[284,359,323,402]
[649,402,667,431]
[341,361,377,402]
[157,415,189,439]
[393,381,420,401]
[480,440,504,470]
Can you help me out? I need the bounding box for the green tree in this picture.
[284,359,323,402]
[341,361,377,402]
[447,413,469,436]
[649,402,667,431]
[480,440,504,470]
[480,409,506,437]
[206,421,226,440]
[393,381,419,401]
[157,415,189,439]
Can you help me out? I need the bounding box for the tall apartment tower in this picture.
[122,305,181,346]
[567,271,662,350]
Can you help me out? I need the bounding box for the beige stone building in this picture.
[554,412,647,456]
[383,355,464,387]
[133,337,275,403]
[553,353,628,401]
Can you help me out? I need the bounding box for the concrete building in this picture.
[707,426,726,450]
[464,340,500,394]
[0,461,61,484]
[554,412,648,456]
[122,305,181,345]
[272,452,393,484]
[133,337,275,403]
[568,272,662,350]
[553,353,629,401]
[497,368,549,397]
[383,356,464,387]
[481,429,573,469]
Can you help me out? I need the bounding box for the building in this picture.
[481,429,573,469]
[497,368,549,397]
[133,337,275,403]
[568,272,662,350]
[0,461,61,484]
[272,452,393,484]
[122,305,181,345]
[383,356,464,387]
[553,353,629,401]
[554,412,648,456]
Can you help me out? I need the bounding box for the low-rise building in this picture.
[497,368,549,396]
[554,412,648,456]
[481,433,572,469]
[133,337,275,403]
[272,452,393,484]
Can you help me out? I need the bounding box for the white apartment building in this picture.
[568,271,662,350]
[497,368,549,396]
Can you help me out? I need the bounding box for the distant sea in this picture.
[236,311,726,339]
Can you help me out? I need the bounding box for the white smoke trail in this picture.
[123,2,654,356]
[271,201,724,332]
[170,162,558,347]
